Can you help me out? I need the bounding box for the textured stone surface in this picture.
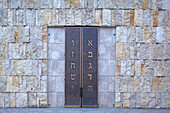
[16,93,28,108]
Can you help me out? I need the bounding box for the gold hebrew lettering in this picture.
[70,74,75,81]
[89,63,92,69]
[71,51,75,57]
[88,40,93,46]
[71,63,75,69]
[88,74,92,80]
[88,51,93,58]
[88,85,93,92]
[72,40,74,46]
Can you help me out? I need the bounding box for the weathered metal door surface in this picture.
[65,27,98,107]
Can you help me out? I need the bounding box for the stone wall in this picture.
[0,0,169,108]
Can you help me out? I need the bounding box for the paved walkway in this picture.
[0,108,170,113]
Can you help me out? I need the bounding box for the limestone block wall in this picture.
[0,0,169,108]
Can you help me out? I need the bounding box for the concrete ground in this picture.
[0,108,170,113]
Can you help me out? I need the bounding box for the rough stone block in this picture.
[26,9,35,25]
[0,76,6,92]
[148,93,156,108]
[15,10,26,26]
[158,11,169,27]
[115,93,121,108]
[40,0,53,8]
[11,0,21,8]
[6,76,20,92]
[38,9,51,26]
[143,9,151,26]
[9,93,15,108]
[95,9,102,26]
[162,0,170,9]
[122,44,130,59]
[130,9,135,25]
[156,27,165,43]
[37,93,47,107]
[152,9,158,27]
[54,0,62,8]
[28,93,36,107]
[163,61,170,76]
[86,9,94,25]
[65,8,75,25]
[124,10,130,25]
[34,0,40,9]
[16,60,25,75]
[74,9,81,25]
[116,26,127,42]
[0,43,7,59]
[123,93,130,108]
[16,93,28,108]
[140,93,149,108]
[22,0,33,8]
[134,77,140,92]
[116,61,121,76]
[41,76,47,92]
[119,77,128,92]
[116,10,124,26]
[140,44,150,59]
[134,9,143,26]
[111,10,116,26]
[136,27,144,42]
[4,93,9,107]
[50,9,59,26]
[102,9,111,26]
[116,43,123,60]
[2,60,10,75]
[151,44,164,59]
[58,9,65,25]
[164,44,170,59]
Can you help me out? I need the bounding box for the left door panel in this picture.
[65,28,81,107]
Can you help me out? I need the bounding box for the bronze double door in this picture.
[65,27,98,107]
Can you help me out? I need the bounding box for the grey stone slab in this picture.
[54,28,65,44]
[98,77,109,92]
[99,28,115,44]
[51,44,65,60]
[98,44,111,59]
[52,60,65,76]
[57,93,64,107]
[108,60,116,76]
[98,60,108,76]
[56,77,64,92]
[48,76,56,92]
